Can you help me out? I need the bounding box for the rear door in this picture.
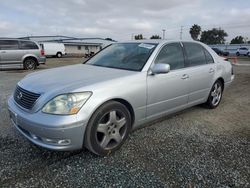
[182,42,216,105]
[19,40,39,57]
[0,40,22,69]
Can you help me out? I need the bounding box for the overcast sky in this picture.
[0,0,250,42]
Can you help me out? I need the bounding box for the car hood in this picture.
[18,64,136,94]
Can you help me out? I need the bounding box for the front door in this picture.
[146,42,189,119]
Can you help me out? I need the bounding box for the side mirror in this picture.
[151,64,170,75]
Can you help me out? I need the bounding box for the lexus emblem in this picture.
[17,92,23,100]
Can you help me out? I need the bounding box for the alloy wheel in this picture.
[96,110,127,150]
[211,82,222,106]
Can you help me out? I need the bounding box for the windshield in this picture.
[86,43,157,71]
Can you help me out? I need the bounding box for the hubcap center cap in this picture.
[108,123,117,134]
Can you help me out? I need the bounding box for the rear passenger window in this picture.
[184,43,206,67]
[20,41,39,49]
[155,43,185,70]
[204,49,214,64]
[0,40,19,50]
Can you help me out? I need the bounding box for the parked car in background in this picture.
[84,51,95,58]
[236,47,249,56]
[40,42,65,58]
[212,47,229,56]
[0,38,46,70]
[8,40,234,156]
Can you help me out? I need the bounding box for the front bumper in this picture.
[8,96,87,151]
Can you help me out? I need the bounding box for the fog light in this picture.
[58,139,71,145]
[43,138,71,145]
[30,134,38,140]
[44,138,58,144]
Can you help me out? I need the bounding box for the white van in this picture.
[40,42,65,58]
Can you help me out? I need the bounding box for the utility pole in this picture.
[162,29,166,40]
[180,26,183,40]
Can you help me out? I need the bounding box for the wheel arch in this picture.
[86,98,135,128]
[216,77,225,91]
[112,98,135,126]
[23,55,39,66]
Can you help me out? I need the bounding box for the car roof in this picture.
[0,38,33,42]
[118,39,204,45]
[118,39,162,44]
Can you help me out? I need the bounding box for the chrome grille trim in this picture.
[14,85,40,110]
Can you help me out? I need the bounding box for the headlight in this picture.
[42,92,92,115]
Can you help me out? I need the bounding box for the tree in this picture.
[134,34,144,40]
[189,24,201,41]
[230,36,244,44]
[200,28,228,44]
[150,35,161,39]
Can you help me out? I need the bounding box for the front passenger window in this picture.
[154,43,185,70]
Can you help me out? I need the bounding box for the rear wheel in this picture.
[236,52,240,56]
[205,80,223,109]
[84,101,131,156]
[56,52,62,58]
[23,58,37,70]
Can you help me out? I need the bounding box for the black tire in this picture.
[236,52,240,56]
[56,52,62,58]
[23,58,37,70]
[205,80,223,109]
[84,101,131,156]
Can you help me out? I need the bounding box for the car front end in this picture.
[7,62,141,151]
[7,64,101,151]
[8,85,91,151]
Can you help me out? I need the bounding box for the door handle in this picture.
[181,74,189,80]
[1,51,6,53]
[209,68,215,73]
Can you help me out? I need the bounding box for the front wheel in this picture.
[236,52,240,56]
[84,101,131,156]
[205,80,223,109]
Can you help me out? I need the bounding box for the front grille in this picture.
[14,85,40,110]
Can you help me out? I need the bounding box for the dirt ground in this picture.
[0,57,249,187]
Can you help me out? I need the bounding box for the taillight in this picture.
[41,49,45,56]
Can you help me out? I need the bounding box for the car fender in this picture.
[22,54,39,63]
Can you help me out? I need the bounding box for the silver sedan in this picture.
[8,40,234,156]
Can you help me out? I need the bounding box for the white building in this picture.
[19,35,115,56]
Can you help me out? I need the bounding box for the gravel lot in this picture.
[0,57,249,187]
